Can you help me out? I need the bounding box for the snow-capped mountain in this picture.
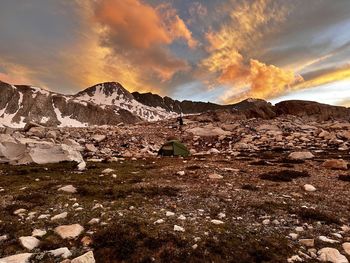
[0,81,141,128]
[74,82,177,121]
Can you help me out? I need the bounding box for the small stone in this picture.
[19,236,40,250]
[102,168,114,174]
[88,218,100,225]
[262,219,270,225]
[38,214,50,219]
[55,224,84,239]
[299,239,315,247]
[304,184,316,192]
[208,173,223,179]
[177,171,185,176]
[0,235,8,242]
[51,212,68,221]
[14,208,27,215]
[58,185,77,193]
[213,211,224,219]
[211,219,224,225]
[295,227,304,232]
[319,236,339,244]
[49,247,72,259]
[289,233,299,240]
[154,219,165,224]
[178,215,186,220]
[32,229,47,237]
[174,225,185,232]
[81,236,93,247]
[288,151,314,160]
[166,211,175,217]
[287,255,303,262]
[71,251,95,263]
[192,244,198,250]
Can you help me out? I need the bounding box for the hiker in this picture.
[177,113,184,129]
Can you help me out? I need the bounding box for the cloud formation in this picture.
[201,0,302,103]
[92,0,196,81]
[0,0,350,105]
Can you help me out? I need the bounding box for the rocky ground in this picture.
[1,115,350,262]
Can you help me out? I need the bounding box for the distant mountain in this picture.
[0,80,349,128]
[0,81,141,128]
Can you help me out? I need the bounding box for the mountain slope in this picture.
[1,80,350,128]
[0,81,141,128]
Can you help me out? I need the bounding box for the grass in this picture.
[259,170,309,182]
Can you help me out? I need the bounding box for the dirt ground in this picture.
[0,150,350,262]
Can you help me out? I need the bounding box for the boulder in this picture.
[288,151,314,160]
[323,159,348,170]
[342,243,350,256]
[71,251,95,263]
[318,247,348,263]
[0,135,85,167]
[187,125,231,137]
[19,236,40,250]
[55,224,84,239]
[0,253,33,263]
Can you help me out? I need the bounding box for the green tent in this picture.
[158,140,190,157]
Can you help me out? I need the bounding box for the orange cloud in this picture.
[0,59,47,88]
[92,0,196,82]
[201,0,302,103]
[295,65,350,90]
[218,58,303,103]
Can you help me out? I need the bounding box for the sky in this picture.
[0,0,350,106]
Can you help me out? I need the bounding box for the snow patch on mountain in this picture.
[53,105,88,128]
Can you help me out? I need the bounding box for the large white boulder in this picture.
[0,135,85,167]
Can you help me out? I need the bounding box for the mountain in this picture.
[0,81,142,128]
[1,80,349,128]
[132,91,229,113]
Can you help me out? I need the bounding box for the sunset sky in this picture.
[0,0,350,106]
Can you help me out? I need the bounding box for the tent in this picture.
[158,140,190,157]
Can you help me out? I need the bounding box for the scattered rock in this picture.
[211,219,224,225]
[51,212,68,221]
[174,225,185,232]
[323,159,348,170]
[304,184,316,192]
[319,236,340,244]
[288,151,314,160]
[19,236,40,250]
[58,185,77,193]
[208,173,223,179]
[0,253,33,263]
[318,247,348,263]
[49,247,72,259]
[299,239,315,247]
[32,229,47,237]
[342,243,350,256]
[55,224,84,239]
[71,251,95,263]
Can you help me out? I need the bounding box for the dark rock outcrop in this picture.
[275,100,350,121]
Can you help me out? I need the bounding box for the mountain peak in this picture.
[75,82,134,103]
